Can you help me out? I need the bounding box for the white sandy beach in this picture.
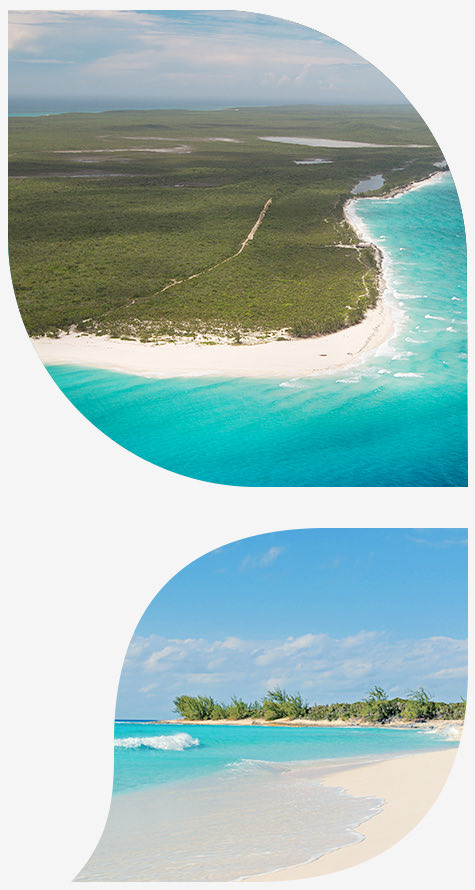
[33,295,393,379]
[249,748,457,881]
[32,172,449,380]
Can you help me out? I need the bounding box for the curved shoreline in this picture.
[246,748,457,882]
[32,172,445,379]
[33,295,393,379]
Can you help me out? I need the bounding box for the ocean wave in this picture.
[393,372,424,378]
[418,726,461,741]
[279,379,305,389]
[226,758,287,775]
[395,293,427,300]
[114,732,200,750]
[336,376,361,384]
[425,314,446,321]
[405,337,427,344]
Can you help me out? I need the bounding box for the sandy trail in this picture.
[160,198,272,292]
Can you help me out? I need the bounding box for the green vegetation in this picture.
[262,689,307,720]
[9,105,442,339]
[172,695,216,721]
[173,686,465,723]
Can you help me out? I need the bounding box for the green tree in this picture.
[262,688,307,721]
[362,686,395,723]
[402,688,437,721]
[173,695,215,720]
[227,697,251,719]
[210,702,229,720]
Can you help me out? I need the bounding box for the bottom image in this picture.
[77,528,467,882]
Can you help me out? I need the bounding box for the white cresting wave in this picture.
[418,725,462,741]
[114,732,200,750]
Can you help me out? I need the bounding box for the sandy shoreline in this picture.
[32,171,447,379]
[247,748,458,881]
[157,716,463,735]
[33,296,393,379]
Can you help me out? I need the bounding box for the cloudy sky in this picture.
[8,10,407,111]
[117,529,467,718]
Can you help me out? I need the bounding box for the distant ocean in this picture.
[47,172,467,486]
[77,722,458,880]
[8,103,264,116]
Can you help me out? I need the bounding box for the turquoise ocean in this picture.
[77,721,458,880]
[48,172,467,487]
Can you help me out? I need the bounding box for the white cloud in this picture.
[240,545,285,571]
[406,535,468,548]
[119,629,467,714]
[9,9,404,107]
[259,546,285,567]
[144,645,182,672]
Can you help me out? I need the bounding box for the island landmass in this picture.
[9,105,443,367]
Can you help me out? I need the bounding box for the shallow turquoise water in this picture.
[47,173,467,486]
[78,722,458,880]
[113,720,457,795]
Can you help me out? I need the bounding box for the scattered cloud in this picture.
[406,535,468,548]
[9,10,406,107]
[240,546,285,571]
[118,629,467,716]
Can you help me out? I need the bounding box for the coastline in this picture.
[80,740,459,881]
[246,747,457,881]
[152,717,463,736]
[31,170,447,380]
[32,296,393,379]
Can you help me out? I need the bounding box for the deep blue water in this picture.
[46,173,467,486]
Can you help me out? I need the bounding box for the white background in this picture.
[2,2,473,888]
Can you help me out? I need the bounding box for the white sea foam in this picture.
[405,337,427,344]
[396,293,427,300]
[279,379,305,388]
[79,755,384,881]
[114,732,200,750]
[226,758,287,775]
[418,725,461,741]
[425,315,446,321]
[393,372,424,378]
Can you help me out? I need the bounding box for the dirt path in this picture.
[160,198,272,293]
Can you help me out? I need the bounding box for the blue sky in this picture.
[117,529,467,718]
[8,10,407,111]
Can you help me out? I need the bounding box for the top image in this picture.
[8,10,467,486]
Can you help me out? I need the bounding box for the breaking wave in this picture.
[115,732,200,751]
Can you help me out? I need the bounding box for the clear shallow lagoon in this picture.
[47,173,467,487]
[77,722,457,881]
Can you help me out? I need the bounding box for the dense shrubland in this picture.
[9,106,440,339]
[173,686,465,723]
